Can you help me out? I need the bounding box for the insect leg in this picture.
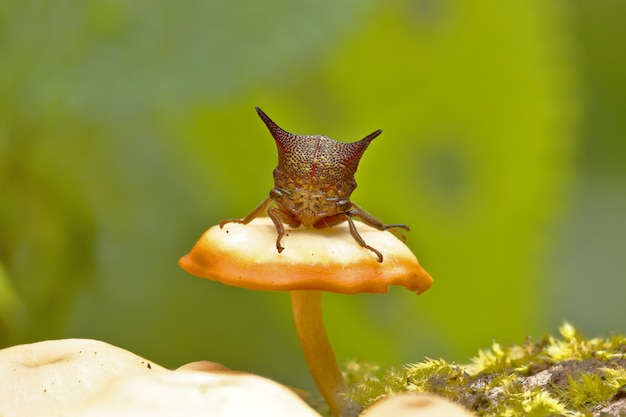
[348,202,409,242]
[219,197,273,228]
[344,214,384,263]
[268,206,300,253]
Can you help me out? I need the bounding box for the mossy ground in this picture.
[339,324,626,416]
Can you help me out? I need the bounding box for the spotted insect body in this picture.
[220,107,409,262]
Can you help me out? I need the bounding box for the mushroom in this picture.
[73,370,321,417]
[179,217,433,417]
[364,393,476,417]
[175,359,312,400]
[0,338,166,417]
[175,360,233,373]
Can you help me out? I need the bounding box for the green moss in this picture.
[344,323,626,416]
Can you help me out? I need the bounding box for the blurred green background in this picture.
[1,0,625,391]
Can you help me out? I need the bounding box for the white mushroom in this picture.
[364,393,476,417]
[0,338,165,417]
[72,370,322,417]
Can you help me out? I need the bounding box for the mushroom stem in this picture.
[290,290,361,417]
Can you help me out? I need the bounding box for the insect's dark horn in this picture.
[342,129,382,171]
[361,129,382,144]
[352,129,382,156]
[255,106,294,143]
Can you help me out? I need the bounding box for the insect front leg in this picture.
[314,213,385,262]
[343,214,384,263]
[348,202,410,242]
[220,197,273,228]
[268,206,301,253]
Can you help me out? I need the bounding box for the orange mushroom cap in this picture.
[179,217,433,295]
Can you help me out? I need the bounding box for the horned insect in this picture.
[219,107,409,263]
